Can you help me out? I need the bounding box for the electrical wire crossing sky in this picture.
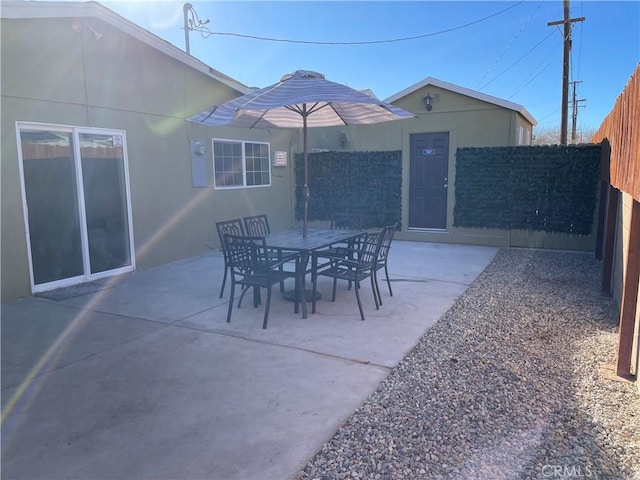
[105,0,639,134]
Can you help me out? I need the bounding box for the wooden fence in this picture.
[592,65,640,201]
[591,64,639,382]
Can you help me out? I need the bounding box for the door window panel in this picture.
[80,133,132,274]
[20,130,84,284]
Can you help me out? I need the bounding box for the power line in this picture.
[537,110,562,125]
[575,1,585,80]
[478,30,555,90]
[187,1,524,46]
[477,2,542,87]
[508,60,554,99]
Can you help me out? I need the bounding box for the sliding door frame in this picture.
[16,121,136,293]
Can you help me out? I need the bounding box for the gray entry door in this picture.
[409,132,449,229]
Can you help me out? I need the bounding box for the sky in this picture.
[100,0,639,135]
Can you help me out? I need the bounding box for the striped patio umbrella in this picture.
[188,70,414,237]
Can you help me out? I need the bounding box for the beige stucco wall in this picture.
[1,17,296,300]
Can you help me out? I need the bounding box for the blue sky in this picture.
[103,1,639,134]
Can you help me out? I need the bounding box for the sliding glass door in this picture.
[18,124,135,292]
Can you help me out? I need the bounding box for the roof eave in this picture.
[385,76,537,127]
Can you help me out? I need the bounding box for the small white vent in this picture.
[273,151,288,167]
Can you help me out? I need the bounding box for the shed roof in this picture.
[385,77,537,126]
[1,0,251,96]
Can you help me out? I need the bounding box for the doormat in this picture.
[36,280,115,301]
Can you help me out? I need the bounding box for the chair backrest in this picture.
[355,232,381,270]
[224,234,268,275]
[376,224,397,266]
[244,214,271,236]
[330,212,362,230]
[216,219,245,254]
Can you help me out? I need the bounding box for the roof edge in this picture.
[385,76,537,126]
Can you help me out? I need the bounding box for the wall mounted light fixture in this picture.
[423,93,433,111]
[71,20,103,40]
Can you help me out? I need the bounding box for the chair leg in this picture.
[293,278,300,312]
[219,266,228,298]
[385,265,393,296]
[262,285,272,329]
[252,286,262,308]
[331,277,338,302]
[276,250,286,294]
[370,275,380,309]
[294,268,300,315]
[354,280,365,321]
[373,271,383,306]
[312,272,318,314]
[279,265,286,294]
[226,281,235,323]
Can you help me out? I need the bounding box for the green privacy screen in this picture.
[295,150,402,228]
[454,145,601,234]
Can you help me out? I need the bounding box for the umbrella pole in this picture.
[303,108,309,238]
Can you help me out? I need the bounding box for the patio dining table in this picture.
[265,228,363,319]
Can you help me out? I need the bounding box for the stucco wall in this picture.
[1,16,296,300]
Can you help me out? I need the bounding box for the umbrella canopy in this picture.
[188,70,415,236]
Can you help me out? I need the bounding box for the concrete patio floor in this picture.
[1,240,498,480]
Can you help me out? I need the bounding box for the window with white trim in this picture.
[212,139,271,188]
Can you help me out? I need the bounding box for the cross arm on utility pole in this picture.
[547,16,585,27]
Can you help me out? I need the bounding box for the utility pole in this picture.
[548,0,585,145]
[183,3,192,55]
[570,80,586,142]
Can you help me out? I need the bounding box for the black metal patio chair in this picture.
[329,212,363,231]
[215,218,246,298]
[244,213,296,292]
[224,234,298,329]
[318,211,366,289]
[373,224,397,305]
[243,214,271,236]
[310,231,380,321]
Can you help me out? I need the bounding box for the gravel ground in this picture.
[296,249,640,480]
